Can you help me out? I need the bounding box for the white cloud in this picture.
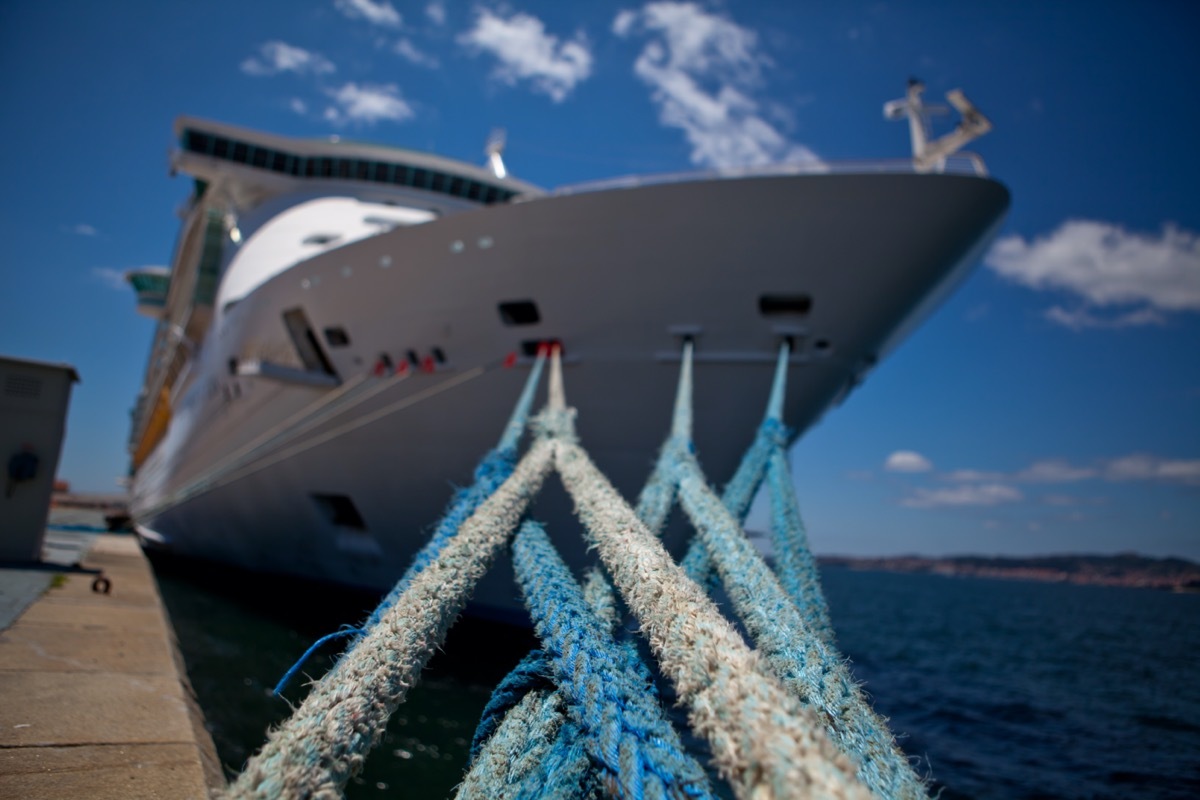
[394,37,439,68]
[1041,494,1080,506]
[241,41,336,77]
[902,483,1023,509]
[425,1,446,26]
[70,223,98,236]
[1042,305,1167,330]
[458,9,592,102]
[1104,454,1200,485]
[335,0,401,28]
[289,98,308,115]
[613,2,819,169]
[884,450,933,473]
[323,82,414,125]
[1014,459,1097,483]
[942,468,1005,483]
[92,268,127,290]
[944,455,1200,487]
[985,220,1200,327]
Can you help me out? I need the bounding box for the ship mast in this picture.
[485,128,507,179]
[884,78,992,173]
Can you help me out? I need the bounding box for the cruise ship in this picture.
[127,82,1009,618]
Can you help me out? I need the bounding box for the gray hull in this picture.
[131,172,1009,619]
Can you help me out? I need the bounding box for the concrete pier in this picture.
[0,529,223,798]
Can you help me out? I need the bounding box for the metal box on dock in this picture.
[0,356,79,561]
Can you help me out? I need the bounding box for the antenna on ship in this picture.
[884,78,992,173]
[485,128,507,179]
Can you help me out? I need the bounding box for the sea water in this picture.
[157,562,1200,799]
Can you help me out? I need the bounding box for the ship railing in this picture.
[543,152,988,198]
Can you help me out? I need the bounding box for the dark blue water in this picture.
[821,568,1200,799]
[156,561,1200,798]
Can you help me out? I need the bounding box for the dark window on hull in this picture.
[499,300,541,326]
[311,493,367,530]
[758,294,813,316]
[323,327,351,347]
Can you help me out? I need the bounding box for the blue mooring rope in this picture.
[511,519,715,800]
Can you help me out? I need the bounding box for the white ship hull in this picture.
[129,128,1008,621]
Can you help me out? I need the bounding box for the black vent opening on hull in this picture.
[499,301,541,326]
[282,307,337,377]
[311,493,368,531]
[758,294,813,316]
[324,327,351,347]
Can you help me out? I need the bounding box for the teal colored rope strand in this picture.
[672,450,925,800]
[468,650,554,763]
[765,448,834,644]
[660,343,923,798]
[678,420,779,584]
[458,689,600,800]
[635,453,679,537]
[679,344,790,585]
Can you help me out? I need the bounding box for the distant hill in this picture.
[817,553,1200,591]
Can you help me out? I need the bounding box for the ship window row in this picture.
[180,129,518,205]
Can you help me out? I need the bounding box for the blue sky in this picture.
[1,1,1196,559]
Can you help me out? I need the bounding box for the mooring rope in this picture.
[765,447,834,644]
[554,434,868,799]
[510,519,715,800]
[225,439,554,799]
[225,345,921,800]
[273,354,548,695]
[459,687,598,800]
[661,345,924,800]
[466,377,713,798]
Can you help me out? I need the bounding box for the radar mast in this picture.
[884,79,992,173]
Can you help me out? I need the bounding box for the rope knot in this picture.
[532,407,578,442]
[760,417,792,449]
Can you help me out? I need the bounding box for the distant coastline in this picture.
[817,553,1200,592]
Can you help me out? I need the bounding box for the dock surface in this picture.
[0,527,223,798]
